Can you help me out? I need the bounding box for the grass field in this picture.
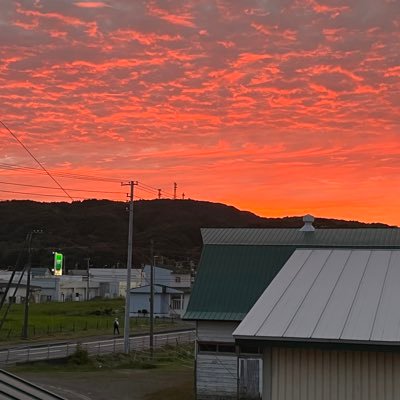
[0,298,188,343]
[11,343,195,399]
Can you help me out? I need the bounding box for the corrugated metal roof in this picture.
[0,369,66,399]
[184,245,295,321]
[234,249,400,344]
[202,228,400,247]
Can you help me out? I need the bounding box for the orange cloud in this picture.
[74,2,110,8]
[0,0,399,225]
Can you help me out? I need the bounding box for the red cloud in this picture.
[1,0,400,224]
[74,2,110,8]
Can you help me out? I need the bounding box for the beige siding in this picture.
[266,347,400,400]
[197,321,239,343]
[197,354,237,400]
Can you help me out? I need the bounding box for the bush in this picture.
[69,345,90,365]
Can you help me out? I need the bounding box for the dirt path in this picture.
[18,367,194,400]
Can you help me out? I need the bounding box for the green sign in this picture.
[54,252,63,275]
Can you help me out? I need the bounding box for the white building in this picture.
[0,280,41,304]
[89,268,144,298]
[0,267,146,303]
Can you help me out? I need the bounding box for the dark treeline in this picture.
[0,199,392,270]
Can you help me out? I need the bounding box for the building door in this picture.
[239,357,262,399]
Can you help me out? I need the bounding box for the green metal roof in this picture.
[202,228,400,247]
[185,228,400,321]
[184,245,295,321]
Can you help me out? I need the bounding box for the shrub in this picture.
[69,344,90,365]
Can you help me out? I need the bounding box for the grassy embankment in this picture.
[0,298,190,343]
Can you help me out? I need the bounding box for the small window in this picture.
[198,343,236,354]
[171,295,182,310]
[198,343,217,352]
[218,344,236,353]
[175,276,181,283]
[240,345,261,354]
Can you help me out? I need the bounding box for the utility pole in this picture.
[150,240,154,359]
[121,180,137,354]
[22,229,42,339]
[158,189,161,199]
[85,257,90,301]
[173,182,177,200]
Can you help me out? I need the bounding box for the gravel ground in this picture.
[18,367,194,400]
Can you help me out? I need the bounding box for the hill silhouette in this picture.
[0,199,392,270]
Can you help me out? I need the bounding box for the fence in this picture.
[0,316,178,341]
[0,330,195,367]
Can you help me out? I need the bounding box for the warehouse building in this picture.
[234,248,400,399]
[185,217,400,399]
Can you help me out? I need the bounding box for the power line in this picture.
[0,160,183,200]
[0,188,123,201]
[136,183,174,199]
[0,188,73,199]
[0,162,122,183]
[0,180,124,194]
[137,182,161,192]
[0,120,74,201]
[0,162,178,196]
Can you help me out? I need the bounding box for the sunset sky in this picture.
[0,0,399,225]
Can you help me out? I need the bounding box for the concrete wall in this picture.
[264,346,400,400]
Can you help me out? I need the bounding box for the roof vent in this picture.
[300,214,315,232]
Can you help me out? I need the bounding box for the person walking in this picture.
[113,317,120,335]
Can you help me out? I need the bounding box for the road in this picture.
[0,329,195,366]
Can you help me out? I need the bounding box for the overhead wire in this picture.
[0,180,125,194]
[0,188,126,201]
[0,162,179,198]
[0,162,122,183]
[0,120,74,200]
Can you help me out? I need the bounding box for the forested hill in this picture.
[0,199,392,270]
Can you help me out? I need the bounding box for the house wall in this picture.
[129,293,169,316]
[197,321,239,342]
[2,287,41,304]
[171,273,191,288]
[264,346,400,400]
[196,321,240,399]
[32,277,60,302]
[130,293,150,314]
[197,354,237,400]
